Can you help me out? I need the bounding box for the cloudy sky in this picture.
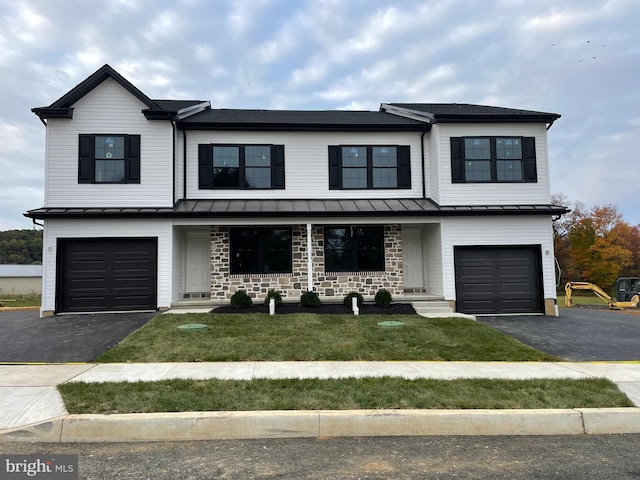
[1,0,638,231]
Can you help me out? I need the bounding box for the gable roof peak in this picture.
[51,63,160,110]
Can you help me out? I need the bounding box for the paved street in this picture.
[4,435,640,479]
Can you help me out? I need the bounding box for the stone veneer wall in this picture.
[209,224,403,302]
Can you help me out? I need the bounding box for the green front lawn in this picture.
[96,313,558,362]
[59,377,633,414]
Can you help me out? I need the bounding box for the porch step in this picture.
[411,301,476,320]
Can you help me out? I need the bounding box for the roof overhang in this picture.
[30,107,74,120]
[24,199,569,220]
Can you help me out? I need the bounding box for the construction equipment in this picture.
[565,277,640,309]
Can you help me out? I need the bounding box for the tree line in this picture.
[0,229,43,264]
[553,193,640,293]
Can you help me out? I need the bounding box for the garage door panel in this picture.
[58,238,157,312]
[455,246,543,314]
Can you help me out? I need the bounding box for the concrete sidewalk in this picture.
[2,361,640,442]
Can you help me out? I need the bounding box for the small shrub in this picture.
[343,291,364,308]
[300,290,321,307]
[263,289,283,306]
[375,288,393,308]
[230,290,253,308]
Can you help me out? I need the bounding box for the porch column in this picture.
[306,223,313,291]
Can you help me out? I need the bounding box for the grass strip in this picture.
[59,377,633,414]
[96,313,558,363]
[0,293,41,307]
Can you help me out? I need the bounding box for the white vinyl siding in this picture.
[172,227,184,303]
[428,126,441,204]
[423,223,444,296]
[440,216,556,303]
[437,123,551,206]
[186,131,423,199]
[45,78,173,207]
[40,219,172,314]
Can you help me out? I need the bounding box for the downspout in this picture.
[306,223,313,291]
[182,130,187,200]
[420,128,427,198]
[171,121,176,204]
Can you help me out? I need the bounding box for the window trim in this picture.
[450,136,537,184]
[324,225,385,273]
[229,226,293,275]
[78,134,141,184]
[328,145,411,190]
[198,144,285,190]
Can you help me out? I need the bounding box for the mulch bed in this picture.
[211,302,416,315]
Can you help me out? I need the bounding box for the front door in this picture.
[402,228,425,291]
[185,231,210,294]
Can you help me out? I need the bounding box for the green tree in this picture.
[0,229,43,264]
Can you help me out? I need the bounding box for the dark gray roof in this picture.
[152,99,208,112]
[384,103,560,124]
[32,64,207,121]
[178,109,427,131]
[24,200,568,220]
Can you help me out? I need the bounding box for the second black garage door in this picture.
[454,245,543,315]
[57,238,158,313]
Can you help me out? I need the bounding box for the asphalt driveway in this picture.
[0,310,156,363]
[477,307,640,361]
[1,306,639,363]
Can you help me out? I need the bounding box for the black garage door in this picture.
[454,246,543,314]
[57,238,157,313]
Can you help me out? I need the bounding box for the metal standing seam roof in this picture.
[24,199,568,220]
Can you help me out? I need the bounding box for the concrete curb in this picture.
[3,408,640,443]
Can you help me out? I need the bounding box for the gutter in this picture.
[171,121,177,204]
[182,130,187,201]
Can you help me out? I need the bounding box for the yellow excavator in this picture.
[565,277,639,309]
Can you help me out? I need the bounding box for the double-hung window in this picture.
[328,145,411,189]
[78,134,141,184]
[198,144,285,189]
[324,226,385,272]
[230,227,292,274]
[450,136,537,183]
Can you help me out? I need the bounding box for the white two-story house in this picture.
[27,64,565,317]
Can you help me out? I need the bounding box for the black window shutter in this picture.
[271,145,285,189]
[198,145,213,189]
[127,135,141,184]
[450,137,464,183]
[397,146,411,188]
[328,146,341,189]
[522,137,537,183]
[78,134,94,183]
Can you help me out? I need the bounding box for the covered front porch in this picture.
[172,221,445,308]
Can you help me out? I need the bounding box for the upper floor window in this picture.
[198,144,285,189]
[328,145,411,189]
[78,134,140,184]
[450,137,537,183]
[324,225,385,272]
[230,227,292,274]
